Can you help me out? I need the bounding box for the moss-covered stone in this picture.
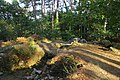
[6,42,45,71]
[16,37,28,44]
[101,40,112,47]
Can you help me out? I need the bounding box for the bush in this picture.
[6,40,45,71]
[47,54,81,77]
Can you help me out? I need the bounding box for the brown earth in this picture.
[68,44,120,80]
[0,44,120,80]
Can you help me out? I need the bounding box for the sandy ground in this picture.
[67,44,120,80]
[0,44,120,80]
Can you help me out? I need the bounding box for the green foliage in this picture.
[13,40,36,59]
[62,55,79,74]
[88,0,120,41]
[59,0,120,41]
[0,20,15,40]
[6,40,45,71]
[49,55,80,77]
[61,31,75,41]
[59,12,80,40]
[0,0,119,42]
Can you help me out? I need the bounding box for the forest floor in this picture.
[0,43,120,80]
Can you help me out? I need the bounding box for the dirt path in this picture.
[66,45,120,80]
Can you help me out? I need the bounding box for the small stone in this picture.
[0,72,3,76]
[44,76,48,79]
[33,68,42,74]
[25,75,34,79]
[47,74,54,79]
[0,53,4,56]
[49,76,54,79]
[34,75,39,80]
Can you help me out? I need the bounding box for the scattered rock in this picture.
[33,68,42,74]
[59,43,72,49]
[100,40,112,47]
[112,42,120,49]
[68,38,87,44]
[25,75,34,80]
[92,41,100,45]
[68,38,81,44]
[0,53,5,56]
[110,47,120,54]
[80,39,87,43]
[0,72,3,76]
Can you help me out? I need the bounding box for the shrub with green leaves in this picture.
[48,55,81,77]
[6,40,45,71]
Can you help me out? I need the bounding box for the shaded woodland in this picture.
[0,0,120,80]
[0,0,120,42]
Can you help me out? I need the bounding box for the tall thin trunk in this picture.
[31,0,36,20]
[52,0,55,30]
[104,18,107,32]
[78,0,81,14]
[56,0,59,25]
[70,0,73,12]
[42,0,45,16]
[63,0,68,12]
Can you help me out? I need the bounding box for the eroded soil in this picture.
[0,44,120,80]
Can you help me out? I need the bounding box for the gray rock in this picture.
[112,43,120,49]
[68,38,87,44]
[0,72,3,76]
[80,39,87,43]
[0,53,5,56]
[68,38,81,44]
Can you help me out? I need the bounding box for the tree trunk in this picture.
[104,18,107,33]
[42,0,45,16]
[52,0,55,30]
[70,0,73,12]
[103,18,107,39]
[55,0,59,26]
[31,0,36,20]
[78,0,81,14]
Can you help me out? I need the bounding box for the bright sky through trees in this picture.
[5,0,12,4]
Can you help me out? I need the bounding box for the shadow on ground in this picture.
[71,48,120,78]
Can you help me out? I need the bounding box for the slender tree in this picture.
[52,0,55,30]
[31,0,36,20]
[70,0,73,12]
[55,0,59,26]
[42,0,45,16]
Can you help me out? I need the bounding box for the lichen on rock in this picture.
[6,40,45,71]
